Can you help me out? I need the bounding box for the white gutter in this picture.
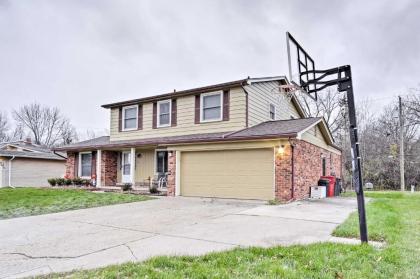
[8,156,16,188]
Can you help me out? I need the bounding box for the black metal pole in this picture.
[302,64,368,243]
[342,66,368,243]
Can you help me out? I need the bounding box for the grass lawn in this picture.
[42,191,420,279]
[0,187,153,219]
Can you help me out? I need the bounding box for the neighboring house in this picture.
[0,139,66,187]
[54,76,342,201]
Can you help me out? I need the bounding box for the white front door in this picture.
[122,151,131,183]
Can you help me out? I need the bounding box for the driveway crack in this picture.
[124,244,137,260]
[2,234,157,260]
[232,213,342,224]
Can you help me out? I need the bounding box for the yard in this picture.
[42,191,419,279]
[0,187,152,219]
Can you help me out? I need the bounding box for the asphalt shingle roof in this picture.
[54,118,325,152]
[227,117,322,138]
[0,150,66,160]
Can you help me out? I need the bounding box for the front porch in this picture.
[65,147,176,195]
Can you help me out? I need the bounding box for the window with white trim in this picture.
[79,152,92,178]
[269,104,276,120]
[122,105,138,131]
[157,100,171,127]
[201,92,222,122]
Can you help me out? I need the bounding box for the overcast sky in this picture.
[0,0,419,135]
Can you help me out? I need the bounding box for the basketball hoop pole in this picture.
[302,65,368,243]
[286,32,367,243]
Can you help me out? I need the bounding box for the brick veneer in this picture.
[167,151,176,196]
[101,151,118,186]
[65,152,77,178]
[65,151,118,186]
[275,144,293,201]
[275,140,342,202]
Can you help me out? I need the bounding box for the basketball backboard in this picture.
[286,32,317,100]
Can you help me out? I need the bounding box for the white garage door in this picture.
[180,148,274,200]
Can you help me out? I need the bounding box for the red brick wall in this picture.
[101,151,118,186]
[275,140,342,202]
[275,144,293,201]
[167,151,176,196]
[65,152,76,178]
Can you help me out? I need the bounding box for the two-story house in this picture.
[55,76,341,202]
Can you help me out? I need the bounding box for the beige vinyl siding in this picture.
[301,125,341,155]
[110,87,246,141]
[180,148,274,200]
[135,149,155,181]
[114,149,158,183]
[245,81,301,127]
[7,158,65,187]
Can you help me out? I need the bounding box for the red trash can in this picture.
[321,176,336,197]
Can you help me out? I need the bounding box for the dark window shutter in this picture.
[118,108,123,132]
[223,90,230,121]
[171,99,177,127]
[194,95,200,124]
[152,102,157,129]
[137,104,143,130]
[74,152,79,178]
[91,151,97,178]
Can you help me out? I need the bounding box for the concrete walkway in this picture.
[0,197,358,278]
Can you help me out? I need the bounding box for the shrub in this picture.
[47,178,57,186]
[149,184,159,194]
[82,179,91,186]
[72,177,82,186]
[122,183,132,191]
[64,179,72,186]
[268,199,281,205]
[56,178,65,186]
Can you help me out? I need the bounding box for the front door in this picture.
[122,151,131,183]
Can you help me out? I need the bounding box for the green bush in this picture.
[81,179,91,186]
[64,179,72,186]
[72,177,82,185]
[47,178,57,186]
[56,178,65,186]
[149,184,159,194]
[122,183,132,191]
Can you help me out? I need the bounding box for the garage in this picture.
[180,148,274,200]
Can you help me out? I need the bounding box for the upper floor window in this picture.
[122,105,138,131]
[79,152,92,178]
[269,104,276,120]
[157,100,171,127]
[201,92,222,122]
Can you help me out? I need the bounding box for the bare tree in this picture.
[13,103,77,147]
[295,88,346,136]
[0,111,9,142]
[404,92,420,125]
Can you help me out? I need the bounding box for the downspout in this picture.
[241,85,249,128]
[8,156,16,188]
[288,138,295,200]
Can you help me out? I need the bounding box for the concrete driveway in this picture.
[0,196,358,278]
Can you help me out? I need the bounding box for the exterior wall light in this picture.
[277,145,285,155]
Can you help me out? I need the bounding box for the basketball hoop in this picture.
[271,84,305,102]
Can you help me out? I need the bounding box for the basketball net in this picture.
[271,84,305,102]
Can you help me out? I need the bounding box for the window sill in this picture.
[199,118,223,124]
[121,128,137,132]
[157,124,171,128]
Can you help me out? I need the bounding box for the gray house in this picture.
[0,139,66,187]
